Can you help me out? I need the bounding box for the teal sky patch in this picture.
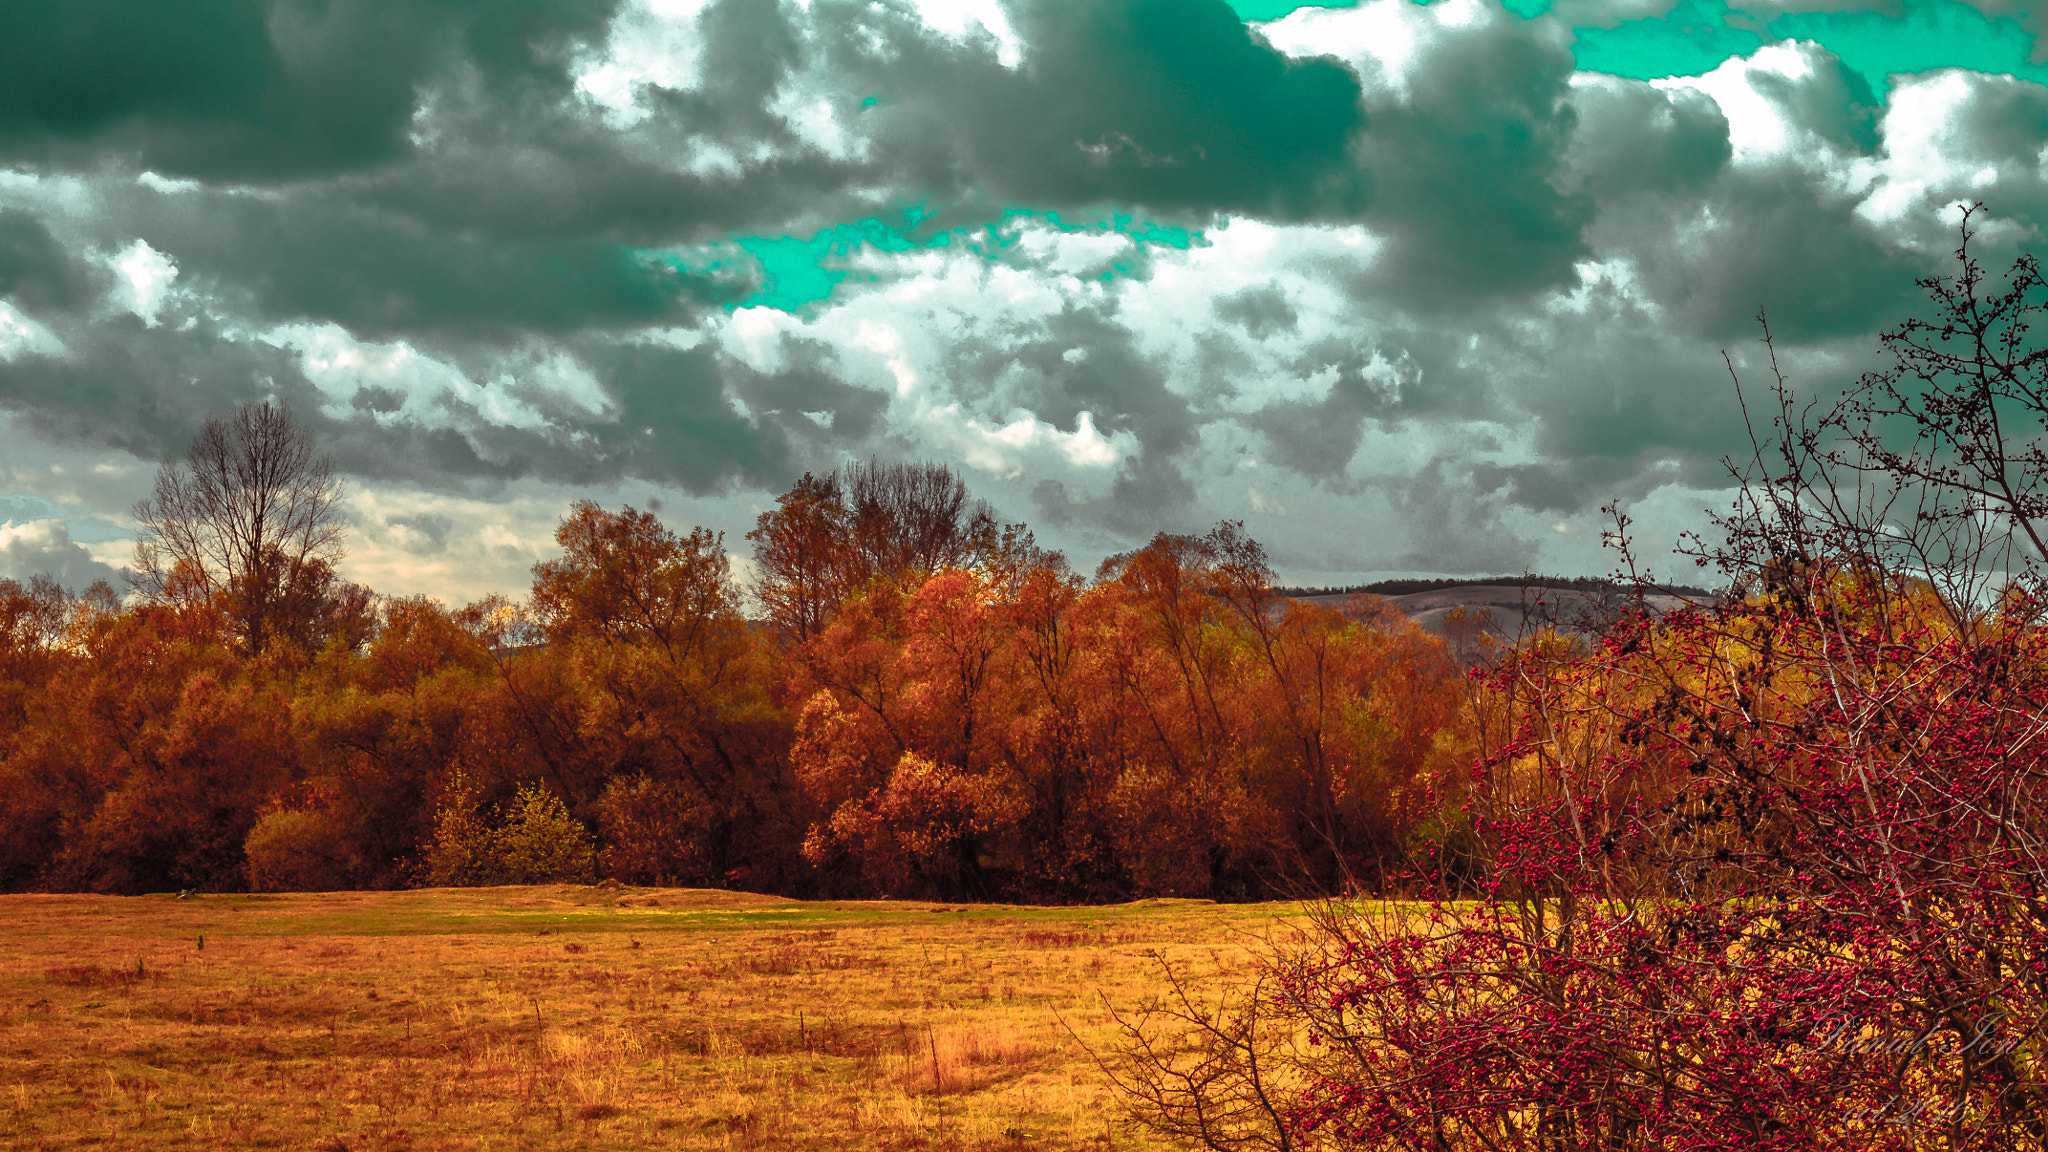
[1228,0,2048,96]
[1228,0,1336,17]
[734,216,927,312]
[690,209,1206,313]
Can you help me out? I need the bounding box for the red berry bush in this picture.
[1105,208,2048,1149]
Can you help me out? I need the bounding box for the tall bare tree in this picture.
[132,400,351,655]
[838,457,997,581]
[747,459,1005,643]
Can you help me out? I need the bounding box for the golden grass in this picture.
[0,884,1296,1150]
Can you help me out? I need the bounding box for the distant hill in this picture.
[1284,576,1716,662]
[1275,575,1715,599]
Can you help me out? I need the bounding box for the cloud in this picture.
[0,300,66,362]
[1,0,2047,590]
[110,239,177,328]
[1264,0,1592,302]
[0,208,92,311]
[0,519,122,590]
[0,0,622,180]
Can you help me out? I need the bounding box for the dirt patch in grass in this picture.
[42,961,166,988]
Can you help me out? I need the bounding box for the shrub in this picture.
[245,807,359,892]
[1105,210,2048,1149]
[423,780,595,887]
[490,783,597,885]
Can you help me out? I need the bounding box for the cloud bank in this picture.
[0,0,2044,596]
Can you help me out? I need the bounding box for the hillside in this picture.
[1293,582,1707,656]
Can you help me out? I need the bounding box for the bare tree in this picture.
[747,458,1007,642]
[132,400,350,655]
[1699,203,2048,629]
[838,457,999,583]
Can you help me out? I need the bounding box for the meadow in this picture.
[0,885,1299,1151]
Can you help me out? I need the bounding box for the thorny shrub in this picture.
[1105,208,2048,1149]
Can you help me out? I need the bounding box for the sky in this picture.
[2,0,2046,600]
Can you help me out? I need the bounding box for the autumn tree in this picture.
[277,595,503,890]
[795,568,1031,898]
[132,400,370,656]
[746,472,848,643]
[748,459,1008,642]
[791,520,1464,901]
[0,576,83,887]
[528,501,798,888]
[21,600,292,893]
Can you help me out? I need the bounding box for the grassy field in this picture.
[0,884,1299,1151]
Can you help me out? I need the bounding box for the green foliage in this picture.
[424,779,596,888]
[491,784,597,885]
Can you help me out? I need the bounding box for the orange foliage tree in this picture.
[524,501,798,889]
[791,522,1469,900]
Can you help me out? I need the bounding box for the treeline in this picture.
[0,429,1474,900]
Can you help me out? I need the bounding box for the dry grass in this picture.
[0,884,1296,1150]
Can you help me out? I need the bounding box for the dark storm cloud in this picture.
[990,0,1370,218]
[0,317,325,463]
[3,0,2041,587]
[0,0,621,180]
[316,339,831,494]
[725,351,889,446]
[1559,52,1925,343]
[569,343,791,489]
[1248,348,1414,482]
[1344,12,1593,304]
[140,190,743,338]
[930,302,1200,526]
[1212,283,1297,339]
[815,0,1370,223]
[1568,79,1732,201]
[358,3,873,245]
[0,306,799,499]
[0,209,95,310]
[1639,175,1924,341]
[1953,71,2048,158]
[321,420,521,487]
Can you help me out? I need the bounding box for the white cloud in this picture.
[1654,41,1857,172]
[907,0,1021,68]
[261,323,556,431]
[136,171,201,194]
[721,307,802,374]
[1852,69,2048,248]
[0,301,67,361]
[910,404,1137,481]
[0,519,123,589]
[109,239,177,327]
[572,0,716,127]
[1260,0,1521,103]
